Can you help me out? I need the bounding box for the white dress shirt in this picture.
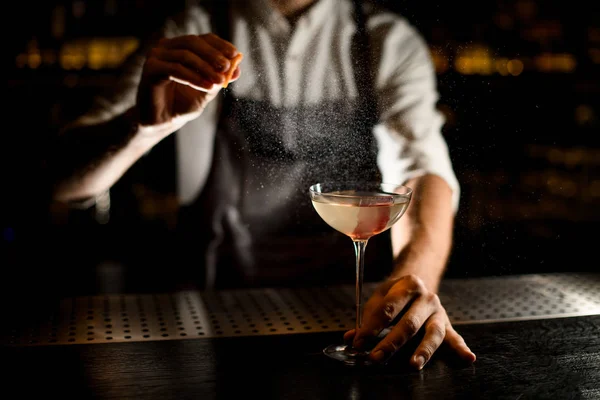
[71,0,460,210]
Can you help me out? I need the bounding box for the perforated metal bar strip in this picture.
[3,273,599,346]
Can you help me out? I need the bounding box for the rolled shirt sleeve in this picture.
[372,17,460,212]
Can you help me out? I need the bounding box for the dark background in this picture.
[3,0,599,292]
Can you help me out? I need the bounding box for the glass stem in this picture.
[353,240,368,336]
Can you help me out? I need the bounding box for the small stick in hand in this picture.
[223,52,243,88]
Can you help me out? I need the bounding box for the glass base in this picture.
[323,344,373,366]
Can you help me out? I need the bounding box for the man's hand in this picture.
[136,33,242,135]
[344,274,476,369]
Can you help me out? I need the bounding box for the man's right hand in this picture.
[135,33,241,136]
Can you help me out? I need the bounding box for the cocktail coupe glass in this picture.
[309,182,412,366]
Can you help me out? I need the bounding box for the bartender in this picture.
[49,0,475,369]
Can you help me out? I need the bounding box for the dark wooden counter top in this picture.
[7,314,600,399]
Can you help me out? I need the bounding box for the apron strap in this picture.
[351,0,381,182]
[352,0,378,129]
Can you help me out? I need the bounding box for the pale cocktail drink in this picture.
[309,183,412,366]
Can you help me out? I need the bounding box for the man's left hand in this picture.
[343,274,476,369]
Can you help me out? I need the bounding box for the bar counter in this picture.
[4,273,600,399]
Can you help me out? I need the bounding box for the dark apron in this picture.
[177,95,392,289]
